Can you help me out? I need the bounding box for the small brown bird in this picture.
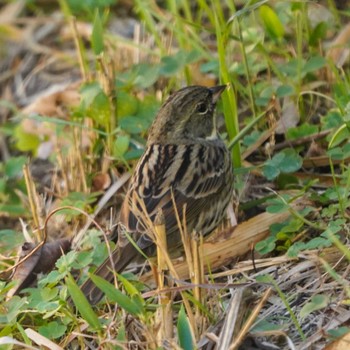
[81,85,234,304]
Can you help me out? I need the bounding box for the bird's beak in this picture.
[210,85,227,103]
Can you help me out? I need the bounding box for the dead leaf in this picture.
[25,328,64,350]
[21,82,80,117]
[275,97,299,135]
[316,327,350,349]
[7,239,71,298]
[326,23,350,68]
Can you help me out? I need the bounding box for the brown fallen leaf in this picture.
[7,239,71,298]
[327,23,350,69]
[21,82,81,117]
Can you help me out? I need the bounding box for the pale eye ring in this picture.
[196,103,208,114]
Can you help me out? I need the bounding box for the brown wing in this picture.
[120,140,233,250]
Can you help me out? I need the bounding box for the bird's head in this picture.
[147,85,226,144]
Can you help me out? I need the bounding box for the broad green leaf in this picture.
[91,10,104,55]
[160,55,183,76]
[13,126,40,153]
[39,321,66,339]
[242,130,261,147]
[251,319,283,332]
[328,124,350,149]
[124,148,144,160]
[259,5,284,40]
[133,64,160,88]
[66,274,101,330]
[287,242,305,257]
[280,218,303,234]
[255,236,276,254]
[0,229,24,251]
[80,82,103,108]
[327,327,350,340]
[119,116,150,134]
[278,59,300,77]
[87,92,111,126]
[4,156,26,178]
[89,274,144,315]
[278,149,302,173]
[305,237,332,250]
[264,149,302,180]
[0,296,27,324]
[309,22,328,47]
[0,204,26,216]
[276,85,294,98]
[266,196,290,213]
[200,60,219,74]
[263,164,280,180]
[302,56,326,74]
[300,294,329,319]
[113,135,130,158]
[116,91,139,118]
[286,123,318,140]
[177,305,194,350]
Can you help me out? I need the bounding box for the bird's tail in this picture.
[80,242,138,305]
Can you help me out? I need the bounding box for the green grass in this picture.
[1,0,350,348]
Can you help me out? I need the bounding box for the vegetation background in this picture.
[0,0,350,349]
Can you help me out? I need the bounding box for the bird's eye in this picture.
[196,103,208,114]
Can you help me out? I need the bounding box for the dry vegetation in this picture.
[1,0,350,349]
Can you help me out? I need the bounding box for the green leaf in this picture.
[80,82,103,108]
[4,156,27,178]
[13,126,40,153]
[113,135,130,158]
[39,321,67,339]
[0,296,27,324]
[276,84,294,98]
[0,229,24,251]
[309,22,328,47]
[251,319,283,332]
[133,64,160,88]
[116,91,139,118]
[242,130,261,147]
[118,274,139,296]
[287,242,305,257]
[91,10,104,55]
[263,164,280,180]
[328,124,350,149]
[259,5,284,40]
[302,56,326,74]
[177,305,194,350]
[263,149,302,180]
[266,195,290,213]
[87,92,111,126]
[300,294,329,319]
[255,236,276,254]
[200,60,219,74]
[305,237,332,250]
[89,274,144,315]
[286,123,318,140]
[278,59,300,77]
[65,274,101,330]
[278,149,303,173]
[119,116,150,134]
[160,55,183,76]
[327,327,350,340]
